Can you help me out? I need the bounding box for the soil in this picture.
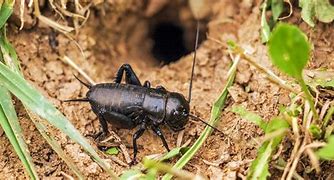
[0,0,334,179]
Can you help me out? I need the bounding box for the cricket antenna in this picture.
[73,74,92,88]
[63,98,89,103]
[189,114,223,134]
[188,20,200,103]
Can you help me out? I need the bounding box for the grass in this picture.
[0,48,118,178]
[227,23,334,179]
[0,88,38,179]
[0,2,118,179]
[0,1,38,179]
[232,105,290,179]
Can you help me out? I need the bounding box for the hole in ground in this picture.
[107,1,208,68]
[151,22,189,64]
[147,2,207,65]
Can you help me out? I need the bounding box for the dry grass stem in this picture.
[62,56,96,85]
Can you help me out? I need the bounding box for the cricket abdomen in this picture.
[87,83,146,113]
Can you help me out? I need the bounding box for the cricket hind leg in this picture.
[114,64,142,86]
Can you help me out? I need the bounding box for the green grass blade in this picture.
[159,147,189,161]
[0,27,85,178]
[0,62,118,178]
[0,88,39,179]
[144,158,200,179]
[261,0,270,43]
[248,141,272,180]
[323,106,334,128]
[231,105,267,130]
[26,110,85,179]
[0,30,20,73]
[0,2,13,29]
[271,0,283,21]
[162,57,239,180]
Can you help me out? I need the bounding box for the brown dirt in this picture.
[1,0,334,179]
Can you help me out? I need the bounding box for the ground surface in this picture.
[0,0,334,179]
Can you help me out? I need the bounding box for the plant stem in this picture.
[298,76,319,121]
[322,106,334,129]
[234,46,300,95]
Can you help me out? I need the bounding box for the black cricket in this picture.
[64,22,222,163]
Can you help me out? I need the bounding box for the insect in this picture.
[64,21,222,164]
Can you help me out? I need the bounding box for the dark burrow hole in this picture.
[147,3,207,65]
[150,21,206,64]
[151,22,190,64]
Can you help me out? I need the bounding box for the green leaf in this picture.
[0,62,117,178]
[0,3,13,29]
[106,147,119,155]
[265,118,289,149]
[299,0,316,27]
[145,168,158,180]
[261,0,271,43]
[162,52,238,180]
[232,105,267,131]
[120,169,145,180]
[269,23,318,120]
[247,141,272,180]
[317,136,334,160]
[268,23,310,79]
[160,147,189,161]
[0,88,39,179]
[299,0,334,26]
[265,117,290,134]
[247,118,289,179]
[309,124,321,139]
[271,0,283,21]
[314,0,334,23]
[227,40,237,50]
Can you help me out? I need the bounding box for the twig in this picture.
[177,129,185,147]
[286,138,307,180]
[62,56,95,85]
[278,0,293,20]
[319,100,331,121]
[110,131,132,164]
[305,148,320,174]
[274,165,304,180]
[19,0,25,30]
[272,143,284,160]
[322,105,334,129]
[235,47,299,94]
[258,128,288,143]
[281,117,301,180]
[60,171,75,180]
[110,156,129,167]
